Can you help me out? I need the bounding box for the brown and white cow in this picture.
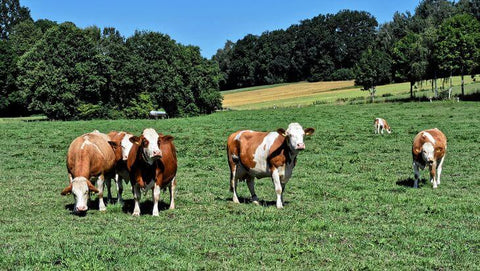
[227,123,315,209]
[412,128,447,188]
[106,131,134,205]
[127,128,177,216]
[374,118,391,134]
[61,131,122,213]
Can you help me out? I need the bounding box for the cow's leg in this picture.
[246,177,259,205]
[230,164,240,203]
[271,169,283,209]
[281,182,287,205]
[168,177,176,210]
[436,156,445,186]
[105,176,113,203]
[430,162,437,189]
[97,175,106,211]
[116,174,124,205]
[152,183,161,216]
[132,183,142,216]
[413,162,420,188]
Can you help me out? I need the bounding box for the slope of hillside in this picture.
[222,76,480,110]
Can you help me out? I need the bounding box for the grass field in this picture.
[1,101,480,269]
[222,76,480,110]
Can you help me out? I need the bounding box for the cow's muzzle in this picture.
[296,143,305,150]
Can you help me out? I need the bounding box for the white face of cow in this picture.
[283,123,315,151]
[422,142,435,165]
[121,134,133,160]
[71,177,89,213]
[285,123,306,150]
[142,128,162,164]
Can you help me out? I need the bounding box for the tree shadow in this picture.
[216,196,288,207]
[461,92,480,101]
[396,177,426,188]
[121,199,170,215]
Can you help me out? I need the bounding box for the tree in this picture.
[435,14,480,96]
[355,49,392,101]
[0,0,31,40]
[393,32,429,98]
[17,22,107,120]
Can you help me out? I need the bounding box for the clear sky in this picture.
[21,0,420,58]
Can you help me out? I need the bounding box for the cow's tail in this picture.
[227,136,240,192]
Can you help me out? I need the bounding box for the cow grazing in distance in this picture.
[227,123,315,209]
[374,118,391,134]
[127,128,177,216]
[412,128,447,188]
[61,131,123,213]
[106,131,134,205]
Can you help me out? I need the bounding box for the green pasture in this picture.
[1,101,479,269]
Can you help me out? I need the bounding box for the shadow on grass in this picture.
[461,91,480,101]
[396,177,426,188]
[216,196,289,207]
[121,199,170,215]
[64,197,170,216]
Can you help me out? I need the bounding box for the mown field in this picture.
[222,76,480,110]
[1,101,480,270]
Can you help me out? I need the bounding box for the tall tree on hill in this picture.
[435,14,480,96]
[393,32,429,98]
[329,10,378,70]
[456,0,480,21]
[0,0,31,40]
[354,48,392,102]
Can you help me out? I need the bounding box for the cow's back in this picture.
[67,133,117,178]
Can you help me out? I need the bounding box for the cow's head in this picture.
[421,142,435,165]
[386,127,392,134]
[277,123,315,151]
[61,177,99,213]
[129,128,162,165]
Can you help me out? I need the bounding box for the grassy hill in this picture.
[222,76,480,110]
[1,101,479,269]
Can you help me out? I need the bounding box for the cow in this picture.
[61,131,122,213]
[374,118,391,134]
[227,123,315,209]
[412,128,447,189]
[127,128,177,216]
[106,131,134,205]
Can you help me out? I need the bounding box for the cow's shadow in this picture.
[64,198,104,216]
[121,199,170,215]
[217,196,289,207]
[396,177,426,188]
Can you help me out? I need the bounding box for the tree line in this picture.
[0,0,222,119]
[214,0,480,99]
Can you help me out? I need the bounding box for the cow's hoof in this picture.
[152,212,159,217]
[233,198,240,204]
[132,212,140,216]
[252,200,260,206]
[276,205,284,209]
[99,207,106,212]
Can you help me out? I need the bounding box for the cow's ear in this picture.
[413,147,421,155]
[435,147,443,153]
[60,184,72,195]
[108,140,119,150]
[129,136,141,145]
[87,180,99,194]
[277,128,287,137]
[304,128,315,136]
[161,135,174,142]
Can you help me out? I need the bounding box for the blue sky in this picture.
[22,0,420,58]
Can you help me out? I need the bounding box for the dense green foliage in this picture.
[0,2,222,119]
[1,101,479,269]
[214,10,377,89]
[215,0,480,95]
